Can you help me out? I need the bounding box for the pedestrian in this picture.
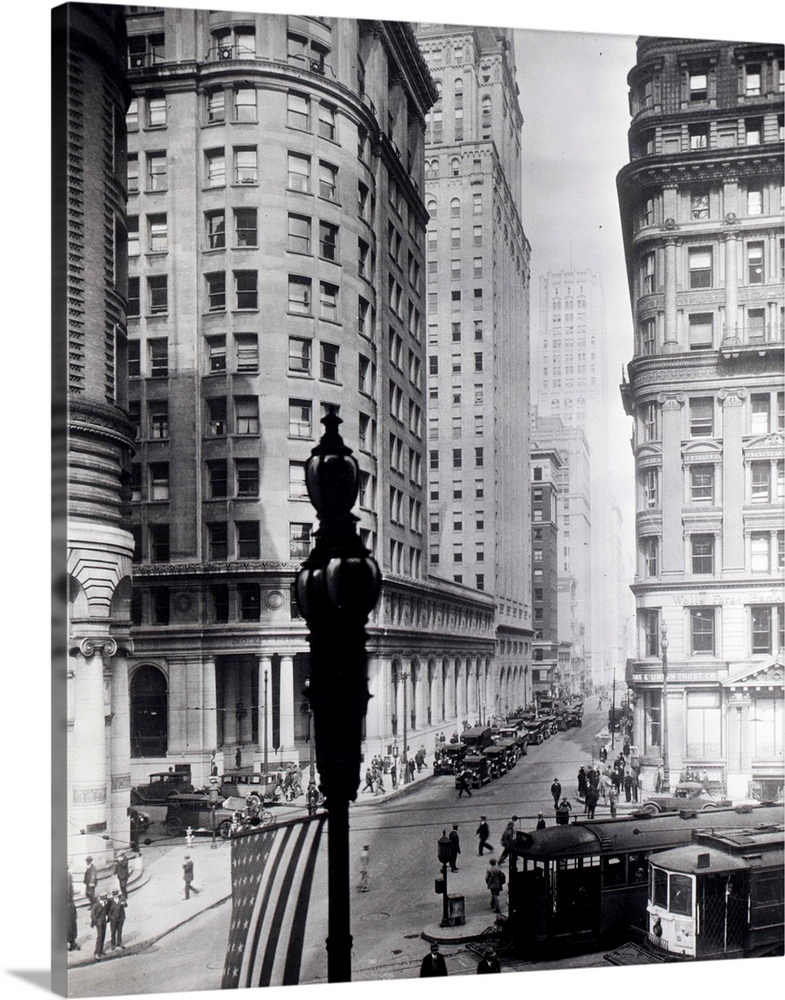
[498,819,515,863]
[67,866,80,952]
[415,748,424,772]
[408,758,416,781]
[556,798,572,825]
[108,890,127,950]
[235,748,242,769]
[210,751,218,776]
[599,770,610,803]
[484,858,506,913]
[608,784,619,818]
[373,764,385,794]
[358,844,370,892]
[361,767,375,794]
[457,768,473,797]
[390,758,398,788]
[656,764,664,793]
[536,812,546,830]
[624,771,633,803]
[632,767,640,802]
[476,815,494,855]
[419,942,448,977]
[577,766,587,798]
[585,786,599,819]
[448,825,460,872]
[83,856,98,906]
[476,948,501,974]
[114,852,129,899]
[550,778,562,808]
[90,894,108,960]
[599,745,608,764]
[182,855,200,899]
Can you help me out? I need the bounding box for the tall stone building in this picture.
[415,23,533,715]
[618,36,784,797]
[123,8,499,787]
[55,2,136,870]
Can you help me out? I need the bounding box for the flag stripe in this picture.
[222,813,327,990]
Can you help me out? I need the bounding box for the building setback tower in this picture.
[416,23,533,714]
[618,36,784,798]
[55,2,136,874]
[124,8,499,787]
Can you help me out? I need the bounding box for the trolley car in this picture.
[509,803,784,956]
[643,823,784,960]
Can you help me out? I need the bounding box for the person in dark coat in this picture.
[476,949,501,973]
[108,891,127,950]
[448,825,460,872]
[457,768,473,797]
[183,855,200,899]
[536,812,546,830]
[556,798,572,825]
[585,786,599,819]
[90,895,108,960]
[577,767,587,798]
[114,852,129,899]
[624,771,634,803]
[67,867,80,952]
[550,778,562,808]
[83,856,98,905]
[476,816,494,855]
[408,758,416,781]
[485,858,506,913]
[419,942,448,977]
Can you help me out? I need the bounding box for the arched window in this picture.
[426,198,437,221]
[130,664,168,757]
[431,158,440,177]
[451,157,460,176]
[454,78,463,108]
[450,197,461,218]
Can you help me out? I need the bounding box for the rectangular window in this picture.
[643,537,659,576]
[206,149,225,187]
[207,89,225,124]
[745,64,761,96]
[750,532,770,573]
[689,124,708,149]
[236,521,260,559]
[751,462,771,503]
[689,247,712,288]
[234,208,257,247]
[234,86,256,122]
[288,275,311,314]
[206,335,226,372]
[752,606,773,654]
[127,215,139,256]
[206,210,226,250]
[288,337,311,374]
[690,397,714,437]
[287,152,311,192]
[747,189,763,215]
[643,401,659,441]
[234,270,258,309]
[149,401,168,439]
[691,534,714,574]
[126,97,139,130]
[147,214,167,253]
[642,252,655,293]
[751,394,771,433]
[691,189,709,219]
[127,153,139,193]
[206,397,227,436]
[288,214,311,254]
[747,308,766,343]
[643,609,660,657]
[236,459,259,497]
[689,72,707,101]
[147,94,166,127]
[290,523,312,559]
[641,319,656,355]
[319,281,339,321]
[690,464,714,504]
[320,342,339,381]
[211,585,229,623]
[748,241,764,283]
[318,103,336,140]
[234,147,257,184]
[149,525,170,563]
[148,275,168,315]
[745,117,762,146]
[205,271,226,312]
[149,462,169,501]
[287,92,310,130]
[289,399,312,438]
[238,584,261,621]
[642,467,659,508]
[474,353,483,373]
[319,221,339,261]
[318,161,338,200]
[207,460,228,499]
[150,586,170,623]
[690,607,715,654]
[235,333,258,373]
[234,397,259,435]
[289,461,307,498]
[146,152,167,191]
[688,312,713,350]
[686,691,721,758]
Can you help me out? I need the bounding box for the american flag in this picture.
[221,813,327,989]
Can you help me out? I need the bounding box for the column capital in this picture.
[657,392,686,410]
[71,636,118,659]
[718,387,748,406]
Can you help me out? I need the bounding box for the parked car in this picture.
[496,737,519,768]
[433,744,468,775]
[461,726,493,751]
[217,770,278,802]
[638,781,730,814]
[131,770,193,805]
[523,720,547,744]
[164,793,236,839]
[455,754,492,788]
[129,807,151,840]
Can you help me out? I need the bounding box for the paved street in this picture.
[68,702,610,994]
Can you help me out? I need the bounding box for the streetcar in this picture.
[508,803,784,957]
[643,823,784,960]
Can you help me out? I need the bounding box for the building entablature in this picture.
[742,431,785,461]
[723,656,784,691]
[681,439,723,464]
[680,510,723,531]
[373,634,496,659]
[629,659,728,686]
[627,350,782,394]
[630,581,784,604]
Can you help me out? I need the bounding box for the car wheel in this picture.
[700,802,718,811]
[260,810,274,827]
[640,802,660,815]
[165,816,183,836]
[218,819,233,839]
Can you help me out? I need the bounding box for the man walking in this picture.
[498,819,516,863]
[476,816,493,855]
[419,942,448,977]
[108,891,127,950]
[585,785,599,819]
[67,866,80,952]
[476,948,501,973]
[358,844,370,892]
[448,825,460,872]
[114,852,129,899]
[183,855,200,899]
[550,778,562,809]
[457,768,473,797]
[485,858,506,913]
[90,894,108,961]
[83,856,98,906]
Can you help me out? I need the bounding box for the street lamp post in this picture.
[660,622,670,793]
[611,663,617,752]
[295,410,381,984]
[263,668,269,778]
[437,831,452,927]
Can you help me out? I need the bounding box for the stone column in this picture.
[719,388,747,575]
[659,393,686,575]
[279,655,295,751]
[202,656,218,760]
[109,643,132,848]
[723,230,739,343]
[224,661,238,746]
[662,234,680,352]
[467,663,477,722]
[69,637,112,833]
[258,657,273,766]
[167,658,189,754]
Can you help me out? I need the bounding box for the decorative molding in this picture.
[76,636,118,659]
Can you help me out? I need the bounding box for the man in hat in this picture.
[419,941,448,977]
[83,856,98,905]
[536,812,546,830]
[114,852,129,899]
[448,825,460,872]
[476,816,493,855]
[550,778,562,808]
[358,844,370,892]
[476,947,501,973]
[90,894,109,960]
[108,890,127,950]
[183,855,200,899]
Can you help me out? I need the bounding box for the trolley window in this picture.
[628,853,648,884]
[652,867,668,907]
[602,855,626,888]
[669,874,692,915]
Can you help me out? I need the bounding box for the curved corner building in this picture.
[617,37,784,798]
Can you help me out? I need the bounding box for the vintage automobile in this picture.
[564,711,583,728]
[163,793,237,839]
[455,753,492,788]
[482,745,508,779]
[523,720,548,744]
[461,726,493,751]
[496,737,519,768]
[496,726,528,754]
[433,743,468,775]
[129,807,151,841]
[638,781,731,814]
[217,770,279,802]
[130,769,194,805]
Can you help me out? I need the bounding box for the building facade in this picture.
[123,8,500,788]
[415,23,533,714]
[618,36,784,797]
[59,2,137,864]
[530,445,562,702]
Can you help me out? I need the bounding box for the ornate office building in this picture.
[58,3,137,863]
[415,23,533,712]
[618,36,784,797]
[123,8,499,788]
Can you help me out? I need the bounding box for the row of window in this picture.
[428,480,486,502]
[425,154,485,179]
[426,223,484,250]
[428,352,484,375]
[640,238,783,299]
[131,582,292,627]
[635,60,783,114]
[640,531,785,578]
[132,519,314,563]
[639,604,785,658]
[428,447,485,470]
[637,392,785,443]
[638,307,784,355]
[638,459,784,509]
[634,113,785,158]
[637,186,781,231]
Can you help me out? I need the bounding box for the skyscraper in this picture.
[618,36,784,797]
